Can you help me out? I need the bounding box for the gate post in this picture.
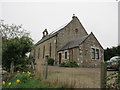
[101,62,107,88]
[44,55,48,79]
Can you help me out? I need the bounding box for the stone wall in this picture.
[78,33,104,68]
[57,50,69,64]
[56,16,88,50]
[30,16,104,68]
[57,48,79,65]
[34,36,57,65]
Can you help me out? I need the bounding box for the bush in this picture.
[2,72,50,88]
[15,64,29,72]
[60,61,78,67]
[59,62,66,67]
[48,58,54,66]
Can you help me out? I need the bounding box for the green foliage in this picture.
[60,61,78,67]
[48,58,54,66]
[2,72,50,88]
[65,61,78,67]
[0,20,29,40]
[59,62,66,67]
[98,42,120,89]
[104,45,120,61]
[2,36,33,72]
[15,64,29,72]
[1,21,33,72]
[55,85,63,88]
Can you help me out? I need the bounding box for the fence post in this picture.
[44,55,48,79]
[101,62,107,88]
[10,61,14,74]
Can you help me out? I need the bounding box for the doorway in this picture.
[59,53,62,64]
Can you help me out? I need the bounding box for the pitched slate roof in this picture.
[58,35,89,51]
[35,22,71,46]
[35,32,57,46]
[35,15,88,46]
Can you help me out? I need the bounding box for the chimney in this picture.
[42,28,48,38]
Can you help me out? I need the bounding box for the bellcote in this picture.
[42,28,48,38]
[72,14,78,19]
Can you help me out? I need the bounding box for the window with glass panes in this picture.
[91,48,95,59]
[65,52,67,59]
[96,49,99,59]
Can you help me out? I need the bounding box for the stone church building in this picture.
[31,15,104,68]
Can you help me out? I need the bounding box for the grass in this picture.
[2,72,50,88]
[3,61,101,88]
[37,66,101,88]
[2,61,63,88]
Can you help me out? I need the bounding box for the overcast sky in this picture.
[0,0,118,49]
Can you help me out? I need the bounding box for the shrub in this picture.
[59,62,66,67]
[48,58,54,66]
[2,72,50,88]
[60,61,78,67]
[15,64,29,72]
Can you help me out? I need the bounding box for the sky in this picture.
[0,0,119,49]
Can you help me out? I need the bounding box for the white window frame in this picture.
[91,48,95,59]
[95,49,99,59]
[91,47,100,60]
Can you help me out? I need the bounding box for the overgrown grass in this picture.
[42,67,101,88]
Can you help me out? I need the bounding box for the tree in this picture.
[105,45,120,89]
[104,45,120,61]
[117,45,120,56]
[0,20,33,72]
[0,20,29,40]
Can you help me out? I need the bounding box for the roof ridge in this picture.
[35,19,72,46]
[49,22,70,35]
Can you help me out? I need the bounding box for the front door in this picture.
[59,53,62,64]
